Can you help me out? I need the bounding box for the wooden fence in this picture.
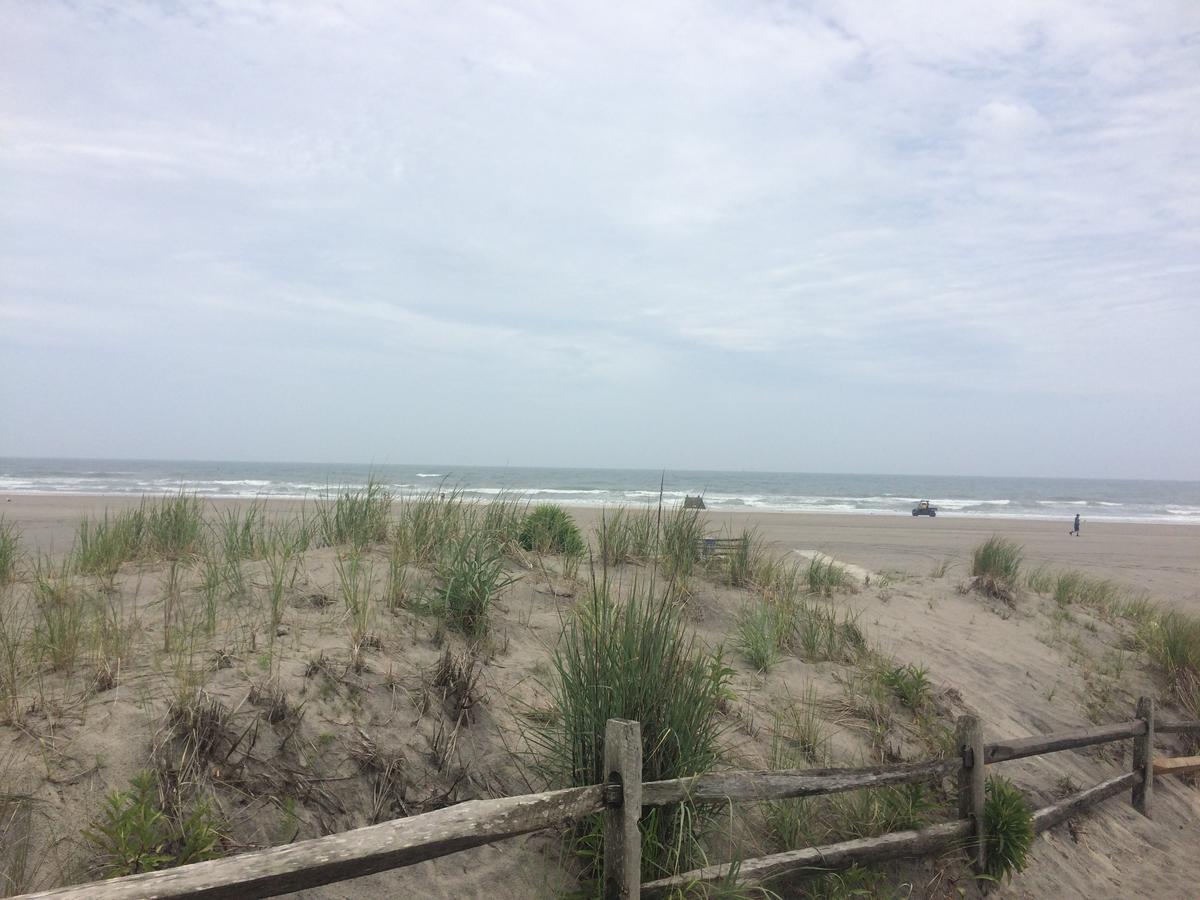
[16,705,1200,900]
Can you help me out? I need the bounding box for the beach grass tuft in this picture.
[735,600,786,673]
[435,531,515,639]
[393,488,465,565]
[972,535,1022,583]
[804,556,850,597]
[335,555,376,667]
[971,536,1022,601]
[317,479,392,550]
[75,508,145,576]
[593,506,658,567]
[534,572,731,880]
[32,555,87,673]
[1053,570,1120,610]
[0,518,20,586]
[659,504,706,587]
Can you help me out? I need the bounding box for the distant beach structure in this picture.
[684,495,706,510]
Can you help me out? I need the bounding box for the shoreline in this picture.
[3,490,1197,527]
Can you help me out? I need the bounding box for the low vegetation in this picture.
[435,531,516,639]
[316,479,392,549]
[971,536,1022,602]
[517,504,585,556]
[84,770,224,877]
[982,776,1034,883]
[1,490,1173,897]
[534,573,732,881]
[0,518,19,586]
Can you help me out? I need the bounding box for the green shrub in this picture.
[436,532,516,638]
[84,771,224,878]
[880,663,931,710]
[535,575,731,880]
[518,504,584,556]
[982,776,1033,883]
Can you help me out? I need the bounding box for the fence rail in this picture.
[14,706,1200,900]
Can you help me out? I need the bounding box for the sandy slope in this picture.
[1,495,1198,898]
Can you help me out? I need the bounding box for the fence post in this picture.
[604,719,642,900]
[1132,696,1154,817]
[956,714,986,876]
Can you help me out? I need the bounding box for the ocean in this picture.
[2,457,1198,525]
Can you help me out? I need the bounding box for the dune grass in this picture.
[145,494,206,560]
[1053,570,1120,609]
[0,519,20,586]
[74,508,145,577]
[972,536,1022,583]
[75,495,205,576]
[720,530,757,588]
[316,479,392,550]
[735,600,786,673]
[335,555,376,667]
[593,506,658,567]
[534,572,731,881]
[31,555,87,673]
[659,504,706,588]
[971,536,1022,601]
[434,531,515,639]
[804,556,849,597]
[393,488,466,565]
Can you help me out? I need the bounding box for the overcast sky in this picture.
[1,2,1197,479]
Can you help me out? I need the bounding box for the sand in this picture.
[1,494,1199,898]
[9,496,1199,611]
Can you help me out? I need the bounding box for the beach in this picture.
[2,491,1200,897]
[7,493,1199,611]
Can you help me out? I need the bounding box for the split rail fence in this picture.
[16,701,1200,900]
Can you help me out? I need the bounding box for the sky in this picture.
[1,1,1198,480]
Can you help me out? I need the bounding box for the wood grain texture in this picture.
[984,720,1144,764]
[1033,772,1137,834]
[640,820,972,896]
[18,785,605,900]
[638,758,960,808]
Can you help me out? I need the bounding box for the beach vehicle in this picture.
[912,500,937,517]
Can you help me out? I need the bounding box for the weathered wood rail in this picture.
[14,707,1200,900]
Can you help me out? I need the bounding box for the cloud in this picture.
[1,0,1197,475]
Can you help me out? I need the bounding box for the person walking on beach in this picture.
[1071,513,1081,536]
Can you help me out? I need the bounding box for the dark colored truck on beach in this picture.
[912,500,937,517]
